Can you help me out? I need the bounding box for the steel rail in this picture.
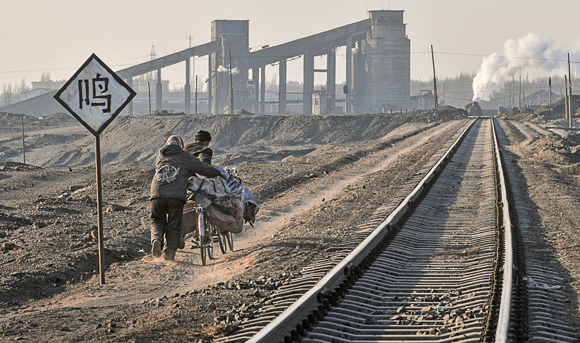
[491,118,512,342]
[246,118,478,343]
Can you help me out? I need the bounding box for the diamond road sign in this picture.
[54,53,136,136]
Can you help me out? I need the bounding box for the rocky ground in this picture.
[496,118,580,330]
[1,108,579,342]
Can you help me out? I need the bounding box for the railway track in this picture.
[216,117,572,342]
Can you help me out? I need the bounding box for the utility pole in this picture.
[148,82,152,116]
[512,75,515,108]
[568,53,573,128]
[195,75,198,115]
[547,77,552,116]
[549,77,552,105]
[186,33,195,102]
[21,117,25,164]
[565,75,569,123]
[431,45,438,109]
[228,50,235,115]
[185,57,191,114]
[518,70,521,110]
[149,46,156,81]
[509,78,512,108]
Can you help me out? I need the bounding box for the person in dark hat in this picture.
[150,134,221,261]
[184,130,213,164]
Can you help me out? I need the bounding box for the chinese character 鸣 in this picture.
[78,73,111,113]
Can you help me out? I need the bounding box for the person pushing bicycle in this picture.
[184,130,213,164]
[149,135,222,261]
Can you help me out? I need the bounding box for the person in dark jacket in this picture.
[150,134,221,260]
[184,130,213,164]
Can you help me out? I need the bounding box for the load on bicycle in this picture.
[181,166,259,265]
[183,130,261,264]
[149,131,258,263]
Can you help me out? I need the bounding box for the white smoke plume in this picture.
[217,65,239,74]
[472,33,576,101]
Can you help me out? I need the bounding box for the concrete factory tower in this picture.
[209,19,250,115]
[361,10,410,112]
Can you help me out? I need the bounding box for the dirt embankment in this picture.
[497,95,580,126]
[1,110,466,168]
[497,119,580,330]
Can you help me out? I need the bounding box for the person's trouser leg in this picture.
[165,198,186,252]
[150,198,167,247]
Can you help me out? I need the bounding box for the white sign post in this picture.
[54,53,136,284]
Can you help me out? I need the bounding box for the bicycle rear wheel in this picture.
[218,230,228,254]
[226,232,234,251]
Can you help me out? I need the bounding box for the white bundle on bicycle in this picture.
[188,175,243,202]
[218,166,260,227]
[187,171,244,234]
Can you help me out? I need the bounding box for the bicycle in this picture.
[184,170,241,265]
[192,204,235,266]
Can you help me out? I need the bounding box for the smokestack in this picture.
[472,33,577,102]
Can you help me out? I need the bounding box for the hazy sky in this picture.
[1,0,579,93]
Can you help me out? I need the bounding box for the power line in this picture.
[417,50,580,64]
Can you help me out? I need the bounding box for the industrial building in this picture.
[0,10,411,116]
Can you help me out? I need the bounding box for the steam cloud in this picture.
[472,33,577,101]
[217,65,239,74]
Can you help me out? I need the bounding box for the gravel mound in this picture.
[1,109,467,168]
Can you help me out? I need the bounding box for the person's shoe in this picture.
[164,249,176,261]
[152,240,162,258]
